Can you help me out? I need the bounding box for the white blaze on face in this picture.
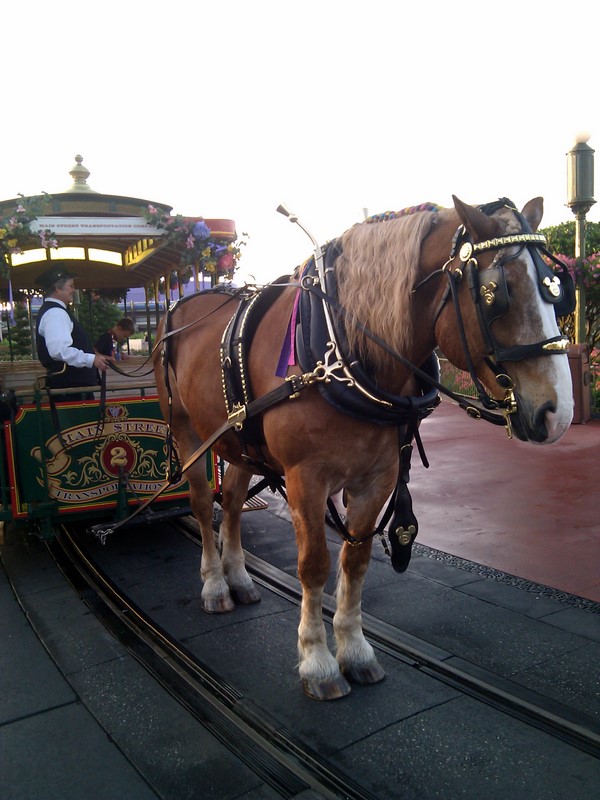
[524,254,574,442]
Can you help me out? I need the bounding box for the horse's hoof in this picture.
[201,595,235,614]
[302,673,352,701]
[341,661,386,685]
[229,584,262,605]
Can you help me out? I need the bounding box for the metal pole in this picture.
[144,285,153,349]
[26,292,37,359]
[5,308,14,362]
[566,136,595,345]
[573,210,587,344]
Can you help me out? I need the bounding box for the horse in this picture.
[153,196,574,700]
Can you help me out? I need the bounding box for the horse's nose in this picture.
[531,400,555,442]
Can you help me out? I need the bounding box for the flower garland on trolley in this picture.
[142,204,247,283]
[0,194,58,278]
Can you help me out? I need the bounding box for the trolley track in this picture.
[49,517,599,800]
[50,524,380,800]
[175,518,600,759]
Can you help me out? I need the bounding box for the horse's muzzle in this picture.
[513,398,569,444]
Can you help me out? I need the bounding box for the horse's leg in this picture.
[334,539,385,684]
[219,465,261,604]
[287,469,351,700]
[333,491,387,685]
[185,453,235,613]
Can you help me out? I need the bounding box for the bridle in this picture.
[421,201,575,426]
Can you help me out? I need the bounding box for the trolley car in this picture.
[0,156,240,540]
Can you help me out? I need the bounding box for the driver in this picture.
[35,264,113,401]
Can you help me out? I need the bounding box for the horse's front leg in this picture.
[287,470,351,700]
[220,465,261,605]
[334,538,385,684]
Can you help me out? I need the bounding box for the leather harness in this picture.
[216,242,442,571]
[91,200,574,556]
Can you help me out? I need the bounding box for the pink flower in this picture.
[217,252,234,271]
[186,234,195,249]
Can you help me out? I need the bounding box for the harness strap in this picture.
[93,370,107,443]
[46,388,70,452]
[322,407,425,571]
[447,264,505,411]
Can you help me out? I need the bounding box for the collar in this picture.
[45,297,67,309]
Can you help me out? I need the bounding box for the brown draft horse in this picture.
[154,197,573,700]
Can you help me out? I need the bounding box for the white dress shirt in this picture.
[38,299,95,369]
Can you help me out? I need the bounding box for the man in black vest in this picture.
[35,264,113,401]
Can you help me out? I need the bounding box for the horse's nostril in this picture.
[532,401,555,440]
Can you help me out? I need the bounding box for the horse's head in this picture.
[433,196,574,444]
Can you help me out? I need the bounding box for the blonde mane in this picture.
[336,210,440,370]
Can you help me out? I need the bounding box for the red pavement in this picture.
[410,400,600,602]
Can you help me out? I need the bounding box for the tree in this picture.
[11,301,33,358]
[77,294,123,346]
[540,220,600,256]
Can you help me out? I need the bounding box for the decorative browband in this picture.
[459,233,547,262]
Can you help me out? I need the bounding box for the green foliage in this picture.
[11,302,33,357]
[541,220,600,257]
[77,295,122,346]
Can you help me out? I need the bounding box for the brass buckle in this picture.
[228,403,247,430]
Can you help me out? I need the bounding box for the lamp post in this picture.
[566,135,595,344]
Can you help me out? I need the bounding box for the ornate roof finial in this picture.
[66,154,97,193]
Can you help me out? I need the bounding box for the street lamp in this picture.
[566,134,596,344]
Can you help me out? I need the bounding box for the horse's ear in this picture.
[452,195,497,240]
[520,197,544,232]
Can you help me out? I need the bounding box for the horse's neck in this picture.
[367,330,437,396]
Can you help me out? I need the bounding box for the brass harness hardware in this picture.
[480,281,498,306]
[542,338,570,353]
[542,275,562,298]
[395,524,416,546]
[227,403,247,430]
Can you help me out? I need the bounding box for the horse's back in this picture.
[154,291,241,438]
[154,285,298,465]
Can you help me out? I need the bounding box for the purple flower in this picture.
[192,220,210,239]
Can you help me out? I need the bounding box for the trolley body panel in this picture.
[2,388,218,536]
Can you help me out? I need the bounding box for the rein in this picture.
[106,289,243,380]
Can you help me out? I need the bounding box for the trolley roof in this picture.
[0,156,237,291]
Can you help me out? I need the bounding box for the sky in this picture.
[1,0,598,284]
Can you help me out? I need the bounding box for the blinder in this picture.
[530,245,576,318]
